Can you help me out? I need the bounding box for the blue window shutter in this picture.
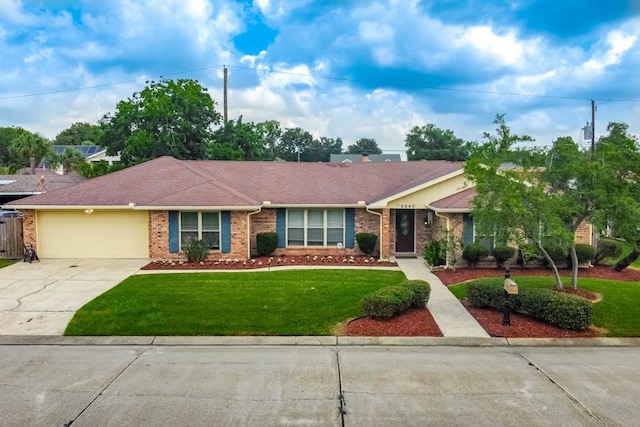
[463,213,474,245]
[168,211,179,254]
[345,208,355,249]
[276,208,286,248]
[221,211,231,253]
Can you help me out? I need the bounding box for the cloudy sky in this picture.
[1,0,639,155]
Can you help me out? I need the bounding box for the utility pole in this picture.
[223,65,228,123]
[590,99,595,159]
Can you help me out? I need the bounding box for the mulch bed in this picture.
[347,308,443,337]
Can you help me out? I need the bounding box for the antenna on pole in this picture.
[223,65,228,123]
[590,99,595,159]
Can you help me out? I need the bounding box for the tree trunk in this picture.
[537,243,563,290]
[614,245,640,271]
[569,245,579,290]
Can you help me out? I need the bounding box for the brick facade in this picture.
[22,209,37,250]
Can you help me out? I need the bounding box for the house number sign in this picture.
[397,204,415,209]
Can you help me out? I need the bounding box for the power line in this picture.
[2,62,640,104]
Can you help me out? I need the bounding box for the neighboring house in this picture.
[0,170,85,205]
[330,153,402,163]
[44,145,120,174]
[3,156,592,260]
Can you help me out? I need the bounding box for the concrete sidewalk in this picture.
[395,258,490,338]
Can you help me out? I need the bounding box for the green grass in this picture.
[0,259,17,268]
[65,269,406,336]
[449,276,640,337]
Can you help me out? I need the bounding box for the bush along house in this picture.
[4,156,593,263]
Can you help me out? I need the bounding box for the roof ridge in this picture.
[164,157,260,205]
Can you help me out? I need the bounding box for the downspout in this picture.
[433,210,452,269]
[246,206,263,259]
[365,205,384,260]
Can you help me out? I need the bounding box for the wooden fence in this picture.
[0,216,24,259]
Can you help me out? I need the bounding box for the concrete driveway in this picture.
[0,259,148,335]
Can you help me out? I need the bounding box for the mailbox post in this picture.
[502,266,518,326]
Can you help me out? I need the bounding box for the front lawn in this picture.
[0,259,16,268]
[65,269,405,336]
[449,277,640,337]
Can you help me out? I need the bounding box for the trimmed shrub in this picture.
[462,242,489,267]
[401,279,431,307]
[573,244,596,264]
[466,281,592,330]
[492,245,516,268]
[356,232,378,255]
[594,238,623,264]
[182,237,210,263]
[256,232,278,256]
[423,240,446,266]
[362,286,413,319]
[542,242,568,266]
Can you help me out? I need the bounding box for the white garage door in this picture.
[37,210,149,258]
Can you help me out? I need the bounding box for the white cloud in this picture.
[583,30,637,73]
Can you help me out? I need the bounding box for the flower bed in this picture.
[142,255,397,270]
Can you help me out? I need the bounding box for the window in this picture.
[180,212,220,250]
[287,209,344,247]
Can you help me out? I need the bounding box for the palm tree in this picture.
[10,129,52,175]
[56,147,87,175]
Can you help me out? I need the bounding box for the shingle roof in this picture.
[428,187,476,211]
[0,172,85,195]
[7,156,466,208]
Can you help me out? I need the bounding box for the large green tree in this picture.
[9,128,53,175]
[49,147,87,175]
[0,127,23,170]
[101,78,222,166]
[405,124,471,161]
[275,127,314,162]
[347,138,381,155]
[55,122,103,145]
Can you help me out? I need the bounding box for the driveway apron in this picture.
[0,259,147,335]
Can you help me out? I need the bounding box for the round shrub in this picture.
[256,232,278,256]
[574,244,595,264]
[542,242,568,265]
[492,245,516,267]
[462,242,489,267]
[362,286,413,319]
[594,238,623,264]
[356,232,378,255]
[401,279,431,307]
[423,240,446,266]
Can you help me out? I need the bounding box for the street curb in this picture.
[1,336,638,347]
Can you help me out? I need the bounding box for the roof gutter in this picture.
[363,202,384,260]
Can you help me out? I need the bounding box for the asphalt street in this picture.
[1,344,639,426]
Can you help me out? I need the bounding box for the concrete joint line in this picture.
[64,350,145,426]
[335,349,347,427]
[518,353,606,425]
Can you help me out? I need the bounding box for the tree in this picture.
[0,127,23,167]
[347,138,381,154]
[255,120,282,161]
[465,114,575,290]
[405,124,471,161]
[207,117,261,161]
[101,78,222,166]
[306,136,343,162]
[50,147,87,175]
[9,128,53,175]
[76,160,126,178]
[55,122,103,145]
[275,127,314,162]
[591,123,640,271]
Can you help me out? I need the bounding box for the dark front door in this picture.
[395,209,415,253]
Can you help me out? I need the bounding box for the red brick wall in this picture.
[149,211,248,260]
[22,209,37,250]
